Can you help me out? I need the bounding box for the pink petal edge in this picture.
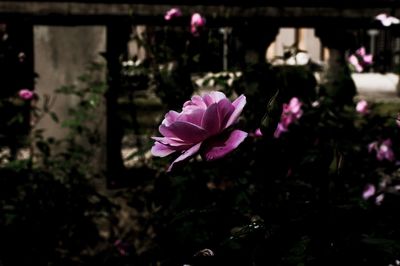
[226,94,246,128]
[151,142,176,157]
[167,142,202,172]
[202,130,248,161]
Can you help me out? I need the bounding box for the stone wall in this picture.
[34,26,107,166]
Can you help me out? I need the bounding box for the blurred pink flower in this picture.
[284,97,303,118]
[249,128,263,138]
[348,55,363,73]
[191,13,206,36]
[368,139,395,162]
[375,13,400,27]
[362,184,376,200]
[164,8,182,21]
[113,240,128,256]
[356,99,369,114]
[375,193,385,205]
[348,47,373,73]
[18,89,34,100]
[356,47,373,65]
[377,139,395,161]
[368,141,377,153]
[274,97,303,138]
[311,100,320,108]
[274,123,287,138]
[151,91,247,171]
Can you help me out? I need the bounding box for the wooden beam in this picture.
[0,2,399,27]
[5,0,400,7]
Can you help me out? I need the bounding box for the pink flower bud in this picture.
[274,97,303,138]
[375,13,400,27]
[356,100,369,114]
[190,13,206,36]
[18,89,34,100]
[362,184,376,200]
[164,8,182,21]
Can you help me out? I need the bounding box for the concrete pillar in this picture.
[316,28,356,106]
[267,28,322,63]
[267,28,296,61]
[235,24,278,65]
[34,26,106,165]
[128,25,147,60]
[298,28,321,63]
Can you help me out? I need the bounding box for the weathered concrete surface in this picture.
[267,28,322,63]
[34,26,107,164]
[352,73,400,101]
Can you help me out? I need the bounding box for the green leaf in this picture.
[260,89,281,137]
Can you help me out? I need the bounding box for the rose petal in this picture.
[376,13,387,21]
[168,121,208,143]
[164,8,182,21]
[151,142,176,157]
[389,16,400,24]
[217,98,235,129]
[183,95,207,111]
[178,108,205,125]
[254,128,263,137]
[348,55,358,65]
[202,130,248,161]
[162,111,180,126]
[274,123,287,138]
[203,91,226,106]
[152,137,192,149]
[356,47,366,56]
[356,100,368,114]
[288,97,301,114]
[382,139,392,147]
[364,55,373,65]
[159,124,178,138]
[201,103,220,135]
[362,184,376,200]
[168,142,202,172]
[226,94,246,128]
[375,194,385,205]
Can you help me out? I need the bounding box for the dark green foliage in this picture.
[0,63,124,266]
[144,64,400,266]
[1,22,400,266]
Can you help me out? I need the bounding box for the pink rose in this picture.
[377,139,395,162]
[274,97,303,138]
[348,47,373,73]
[362,184,376,200]
[190,13,206,36]
[18,89,34,100]
[151,91,247,171]
[375,194,385,205]
[164,8,182,21]
[375,13,400,27]
[356,99,369,114]
[348,55,363,73]
[356,47,373,65]
[284,97,303,119]
[368,139,395,162]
